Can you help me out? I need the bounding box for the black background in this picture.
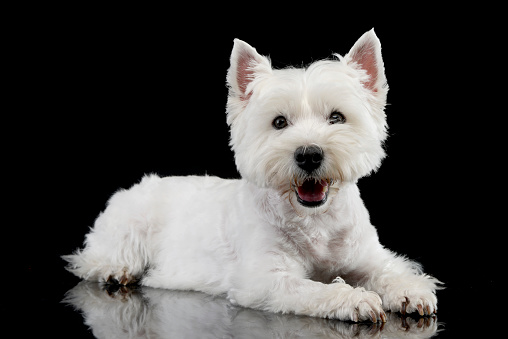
[8,4,503,338]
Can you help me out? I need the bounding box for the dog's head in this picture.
[226,29,388,213]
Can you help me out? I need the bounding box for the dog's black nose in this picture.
[294,146,323,173]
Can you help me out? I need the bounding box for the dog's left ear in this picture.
[227,39,272,102]
[345,29,387,97]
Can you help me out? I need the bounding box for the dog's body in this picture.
[64,30,441,322]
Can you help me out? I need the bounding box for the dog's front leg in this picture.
[360,247,443,316]
[229,272,385,322]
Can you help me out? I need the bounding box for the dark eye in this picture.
[329,111,346,124]
[272,116,288,130]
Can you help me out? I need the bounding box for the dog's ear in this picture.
[227,39,272,101]
[345,29,387,96]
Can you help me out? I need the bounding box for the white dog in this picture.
[64,29,442,322]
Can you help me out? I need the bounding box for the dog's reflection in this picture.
[64,282,440,338]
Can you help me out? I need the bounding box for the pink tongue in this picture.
[297,180,327,202]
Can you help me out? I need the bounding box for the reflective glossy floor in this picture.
[64,281,441,338]
[18,263,498,338]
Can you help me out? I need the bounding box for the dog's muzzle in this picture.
[292,146,329,207]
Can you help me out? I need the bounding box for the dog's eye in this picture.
[329,111,346,124]
[272,116,288,130]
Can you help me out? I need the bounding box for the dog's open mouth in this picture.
[295,179,329,207]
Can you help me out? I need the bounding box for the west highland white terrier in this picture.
[64,29,442,322]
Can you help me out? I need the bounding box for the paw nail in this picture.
[401,302,407,315]
[400,296,409,316]
[380,311,387,323]
[417,304,424,316]
[369,310,377,323]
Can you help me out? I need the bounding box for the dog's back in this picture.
[64,174,250,289]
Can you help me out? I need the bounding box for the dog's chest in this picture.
[302,234,335,261]
[280,225,352,276]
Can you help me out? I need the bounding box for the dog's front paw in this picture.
[339,287,386,323]
[383,289,437,316]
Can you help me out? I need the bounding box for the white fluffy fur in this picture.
[64,29,442,322]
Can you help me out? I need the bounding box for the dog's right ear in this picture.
[227,39,272,102]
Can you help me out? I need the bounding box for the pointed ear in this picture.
[346,29,387,95]
[227,39,271,101]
